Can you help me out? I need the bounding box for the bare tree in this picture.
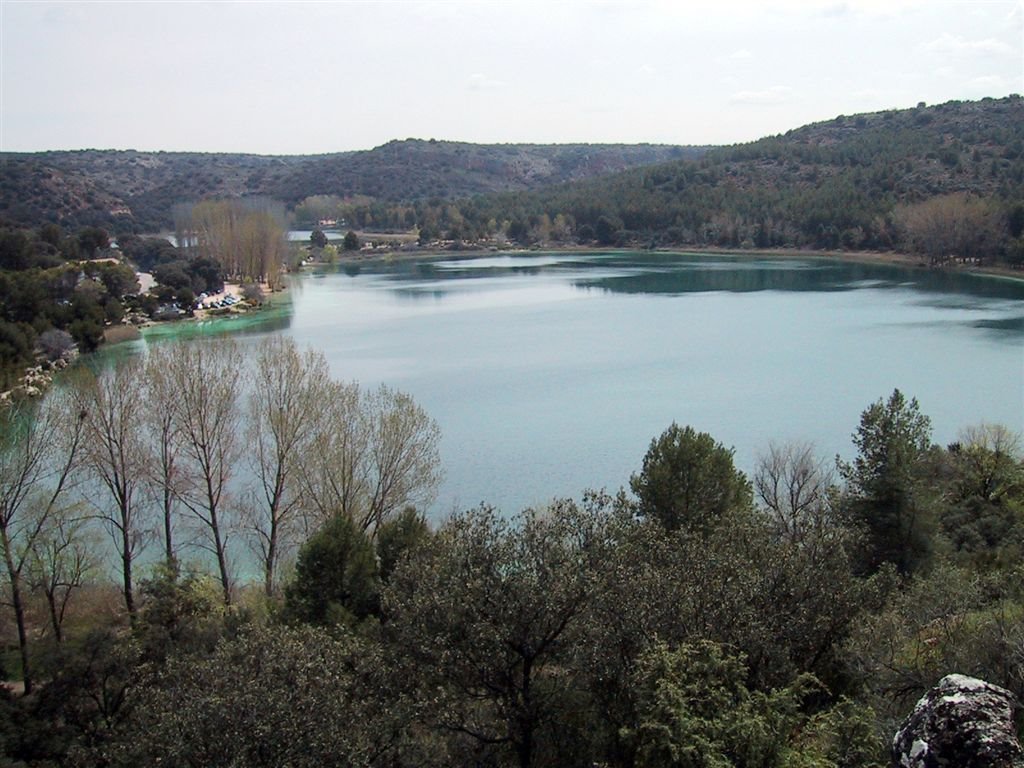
[754,441,837,546]
[27,509,98,644]
[300,382,442,537]
[163,339,242,604]
[365,385,442,535]
[299,379,371,527]
[188,199,285,288]
[894,193,1002,265]
[172,201,198,258]
[238,210,285,290]
[0,392,84,693]
[144,346,191,569]
[246,337,331,596]
[75,359,149,617]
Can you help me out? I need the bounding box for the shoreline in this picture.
[326,244,1024,284]
[118,245,1024,349]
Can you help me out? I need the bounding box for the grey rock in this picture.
[893,674,1022,767]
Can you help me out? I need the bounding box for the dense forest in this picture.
[0,142,696,232]
[0,222,145,388]
[344,96,1024,266]
[3,98,1021,270]
[0,341,1021,767]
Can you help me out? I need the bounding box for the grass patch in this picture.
[103,325,141,344]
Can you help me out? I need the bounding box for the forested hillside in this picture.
[4,97,1021,266]
[0,142,697,232]
[383,96,1024,264]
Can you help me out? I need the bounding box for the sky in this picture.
[1,0,1022,154]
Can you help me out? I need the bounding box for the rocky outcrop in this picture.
[893,674,1022,767]
[0,355,75,404]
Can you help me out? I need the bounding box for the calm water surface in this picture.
[152,252,1024,519]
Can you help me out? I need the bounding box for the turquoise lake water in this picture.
[139,251,1024,519]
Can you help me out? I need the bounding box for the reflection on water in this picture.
[90,296,295,370]
[975,315,1024,333]
[352,252,1024,304]
[337,252,1024,339]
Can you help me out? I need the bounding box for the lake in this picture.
[146,251,1024,519]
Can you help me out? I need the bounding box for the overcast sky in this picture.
[1,0,1021,154]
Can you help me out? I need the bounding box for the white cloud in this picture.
[818,3,852,19]
[921,33,1015,56]
[467,73,505,92]
[968,75,1009,90]
[730,85,794,104]
[724,49,754,62]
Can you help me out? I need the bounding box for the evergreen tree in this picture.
[631,424,753,534]
[838,389,936,575]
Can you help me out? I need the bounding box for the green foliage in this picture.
[627,640,827,768]
[937,424,1024,569]
[3,98,1023,260]
[151,261,190,292]
[596,215,623,245]
[343,228,360,251]
[795,698,888,768]
[284,513,380,626]
[0,228,35,270]
[368,96,1022,261]
[845,562,1024,713]
[2,372,1021,767]
[117,234,178,272]
[384,496,621,767]
[838,390,936,575]
[0,629,140,765]
[84,259,139,297]
[631,423,753,533]
[309,227,328,249]
[151,255,224,298]
[376,506,431,583]
[0,223,148,373]
[0,320,34,387]
[133,563,227,665]
[76,227,109,257]
[103,625,403,768]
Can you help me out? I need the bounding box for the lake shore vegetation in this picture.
[0,372,1020,766]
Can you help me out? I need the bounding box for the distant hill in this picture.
[446,95,1024,255]
[0,142,702,232]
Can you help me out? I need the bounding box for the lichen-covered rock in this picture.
[893,674,1023,767]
